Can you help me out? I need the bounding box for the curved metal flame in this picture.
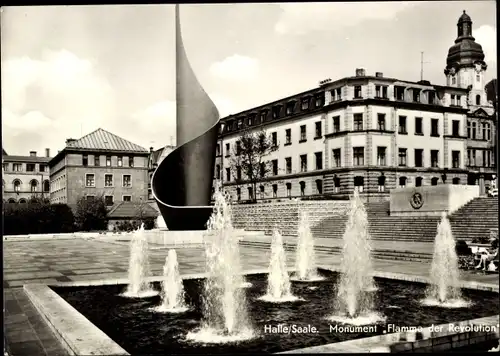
[151,5,220,230]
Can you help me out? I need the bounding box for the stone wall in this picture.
[231,200,351,236]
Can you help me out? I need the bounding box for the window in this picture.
[476,74,480,82]
[123,175,131,187]
[248,115,254,126]
[105,174,113,187]
[259,185,265,199]
[353,147,364,166]
[476,94,481,105]
[377,147,386,166]
[395,86,405,101]
[415,117,423,135]
[272,159,278,175]
[333,176,341,193]
[482,150,487,167]
[300,181,306,196]
[332,116,340,133]
[431,119,439,136]
[259,162,265,177]
[398,148,407,167]
[353,114,363,131]
[316,179,323,195]
[216,165,221,180]
[129,156,134,167]
[375,85,381,98]
[450,94,456,105]
[398,116,407,134]
[117,156,123,167]
[83,154,88,166]
[335,88,342,101]
[43,180,50,192]
[216,144,221,156]
[225,168,231,182]
[431,177,439,186]
[300,125,307,141]
[378,175,386,192]
[452,120,460,136]
[86,195,95,201]
[105,196,114,206]
[286,102,295,115]
[415,177,423,187]
[382,86,388,99]
[315,152,323,170]
[271,132,278,147]
[248,186,253,200]
[236,188,241,201]
[272,184,278,198]
[272,106,280,119]
[285,157,292,174]
[236,166,242,180]
[472,122,477,139]
[377,114,386,131]
[354,176,364,192]
[300,154,308,172]
[285,129,291,144]
[13,163,22,172]
[315,121,322,138]
[452,150,460,168]
[286,183,292,197]
[315,95,323,107]
[428,91,436,105]
[414,149,423,167]
[430,150,439,168]
[30,180,37,192]
[123,195,131,202]
[399,176,407,188]
[237,119,243,129]
[26,163,35,172]
[332,149,341,167]
[452,76,456,85]
[452,177,460,185]
[236,141,242,155]
[354,86,362,98]
[95,156,101,166]
[13,180,21,192]
[301,98,309,110]
[225,143,230,155]
[2,163,8,172]
[467,121,471,138]
[106,156,111,166]
[413,90,420,103]
[86,174,95,187]
[485,123,491,141]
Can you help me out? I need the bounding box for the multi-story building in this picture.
[147,145,175,201]
[215,11,496,202]
[3,148,52,203]
[48,128,150,208]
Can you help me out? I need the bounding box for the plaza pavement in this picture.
[3,237,499,356]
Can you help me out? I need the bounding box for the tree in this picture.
[229,127,279,202]
[74,194,109,231]
[134,199,156,230]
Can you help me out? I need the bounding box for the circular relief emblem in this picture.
[410,192,424,209]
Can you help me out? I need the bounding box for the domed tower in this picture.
[444,10,488,108]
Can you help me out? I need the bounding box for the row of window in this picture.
[467,149,495,168]
[85,174,132,188]
[229,175,463,201]
[3,162,48,172]
[4,179,50,192]
[85,194,131,206]
[82,154,135,168]
[467,121,492,141]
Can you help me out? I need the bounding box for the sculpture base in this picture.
[157,205,214,231]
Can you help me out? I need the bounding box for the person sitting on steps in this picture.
[476,238,499,271]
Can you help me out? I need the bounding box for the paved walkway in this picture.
[3,238,498,355]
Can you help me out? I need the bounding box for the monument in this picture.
[151,5,220,230]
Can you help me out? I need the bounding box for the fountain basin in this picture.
[33,268,498,355]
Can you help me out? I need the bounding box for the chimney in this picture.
[150,146,154,153]
[375,72,383,78]
[355,68,366,77]
[45,148,50,157]
[30,151,37,157]
[66,138,76,145]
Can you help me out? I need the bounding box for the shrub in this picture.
[455,240,472,256]
[74,195,108,232]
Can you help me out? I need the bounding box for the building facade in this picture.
[215,11,496,202]
[3,149,52,203]
[48,128,150,208]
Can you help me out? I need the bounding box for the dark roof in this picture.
[2,148,7,156]
[66,128,148,153]
[3,155,51,163]
[108,202,159,219]
[150,145,175,166]
[459,10,471,23]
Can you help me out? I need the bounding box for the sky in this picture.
[1,2,497,156]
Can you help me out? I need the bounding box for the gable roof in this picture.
[66,128,148,153]
[471,108,492,118]
[108,202,159,219]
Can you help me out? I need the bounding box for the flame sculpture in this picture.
[151,5,220,230]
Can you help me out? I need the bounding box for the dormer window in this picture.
[237,119,243,129]
[452,76,456,85]
[248,114,255,126]
[428,92,436,105]
[272,106,281,119]
[260,110,268,123]
[301,98,310,110]
[331,88,342,102]
[412,90,420,103]
[286,102,295,115]
[315,95,323,107]
[354,86,362,99]
[395,86,405,101]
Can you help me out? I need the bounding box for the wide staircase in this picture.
[448,196,498,241]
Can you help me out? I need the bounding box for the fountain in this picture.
[327,190,385,325]
[422,212,470,308]
[152,249,189,313]
[186,185,254,343]
[292,209,324,282]
[122,224,158,298]
[260,229,301,302]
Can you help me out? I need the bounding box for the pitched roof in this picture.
[66,128,148,153]
[108,202,159,219]
[150,145,175,165]
[3,155,51,163]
